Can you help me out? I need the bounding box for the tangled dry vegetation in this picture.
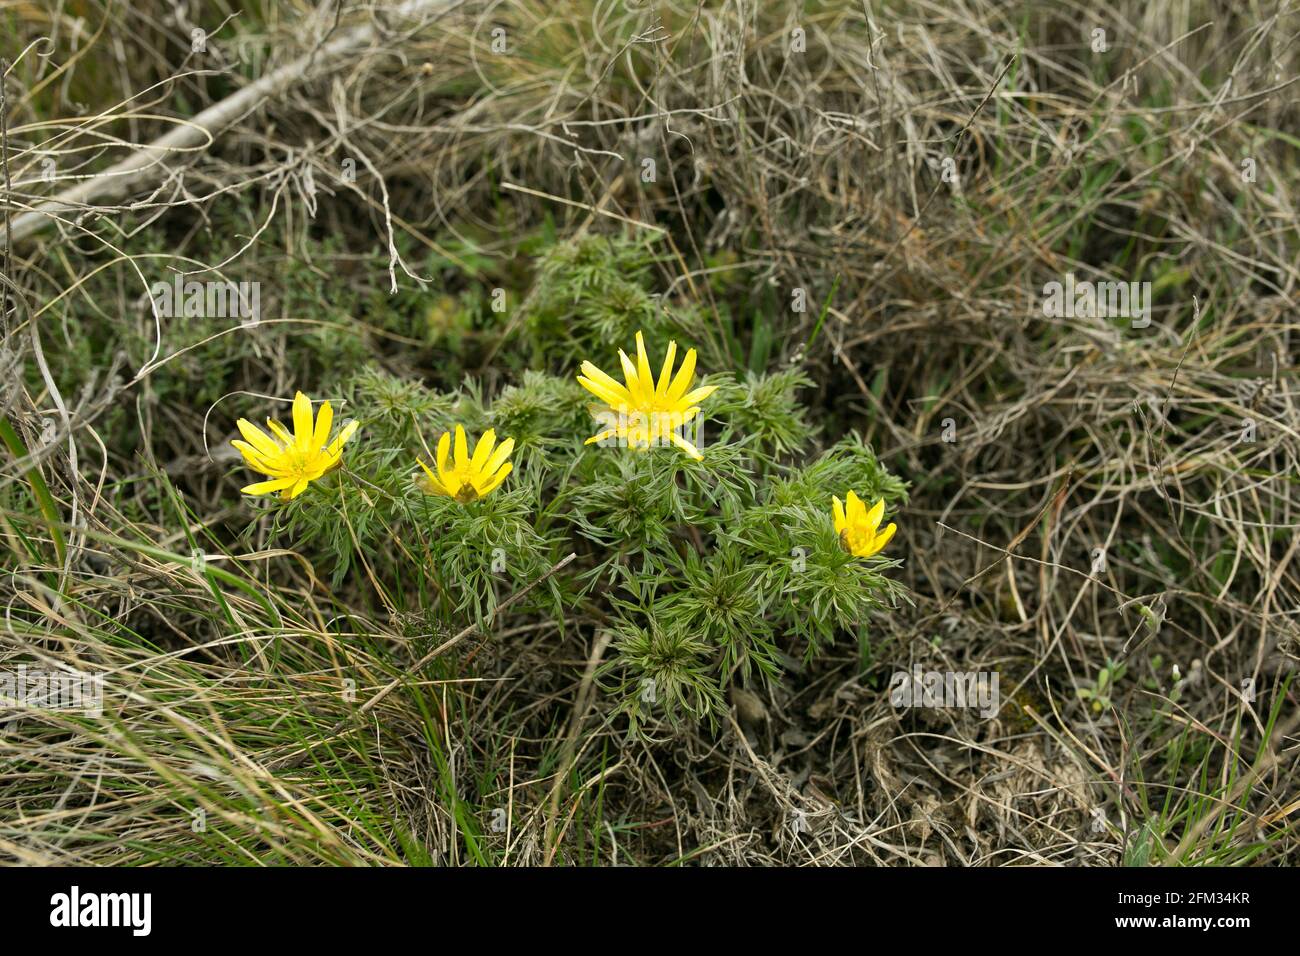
[1,0,1298,865]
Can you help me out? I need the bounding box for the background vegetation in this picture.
[1,0,1297,865]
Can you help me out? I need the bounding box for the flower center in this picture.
[283,448,316,478]
[842,527,873,554]
[622,406,687,433]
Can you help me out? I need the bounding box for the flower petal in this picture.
[845,490,865,525]
[579,362,632,405]
[832,496,846,533]
[266,418,294,446]
[476,461,513,497]
[241,476,296,496]
[865,498,885,534]
[871,522,897,555]
[617,348,643,402]
[231,440,279,475]
[482,437,514,476]
[237,419,281,456]
[635,331,653,396]
[436,430,453,487]
[665,347,698,402]
[656,340,677,398]
[292,392,314,451]
[324,419,359,458]
[470,428,496,475]
[312,400,334,451]
[577,375,628,409]
[417,459,449,496]
[668,430,703,460]
[454,424,469,472]
[678,384,718,407]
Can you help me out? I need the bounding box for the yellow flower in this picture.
[576,330,718,460]
[232,391,359,499]
[832,491,897,558]
[418,425,514,503]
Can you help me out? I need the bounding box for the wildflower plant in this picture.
[224,238,909,729]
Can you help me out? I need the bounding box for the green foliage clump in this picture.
[520,235,690,367]
[232,235,909,730]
